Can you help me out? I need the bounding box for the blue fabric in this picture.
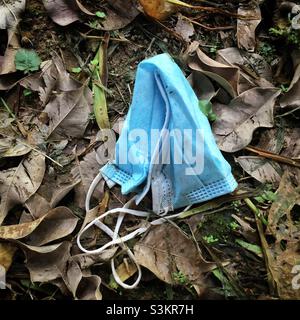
[101,54,237,213]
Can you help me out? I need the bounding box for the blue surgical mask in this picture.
[77,54,237,289]
[100,53,237,212]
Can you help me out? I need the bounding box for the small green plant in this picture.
[198,100,217,122]
[280,84,289,93]
[229,221,239,231]
[258,42,276,64]
[232,200,242,212]
[95,11,106,18]
[172,271,189,285]
[254,190,277,204]
[23,88,32,97]
[203,234,219,244]
[15,49,41,73]
[71,67,82,74]
[269,26,300,47]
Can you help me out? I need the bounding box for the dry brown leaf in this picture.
[175,14,194,42]
[0,151,46,225]
[236,156,282,185]
[261,172,300,299]
[25,207,78,246]
[20,241,72,282]
[63,259,102,300]
[134,224,215,293]
[188,47,239,98]
[237,6,261,52]
[280,51,300,109]
[0,31,20,75]
[25,193,51,219]
[188,71,216,101]
[42,0,80,26]
[139,0,176,20]
[93,0,139,31]
[216,47,274,93]
[45,81,92,139]
[0,242,17,271]
[37,169,80,209]
[0,0,25,29]
[71,150,105,209]
[212,87,281,153]
[0,206,77,245]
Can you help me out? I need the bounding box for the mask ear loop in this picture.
[77,172,151,289]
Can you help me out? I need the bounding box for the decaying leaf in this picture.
[139,0,177,20]
[42,0,80,26]
[188,46,239,98]
[71,150,105,209]
[212,87,281,152]
[0,151,46,225]
[175,14,194,42]
[236,156,282,185]
[237,6,261,52]
[134,224,215,294]
[0,242,17,271]
[216,47,274,93]
[280,51,300,109]
[261,172,300,299]
[20,241,72,283]
[0,0,26,29]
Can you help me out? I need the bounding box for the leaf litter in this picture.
[0,0,300,301]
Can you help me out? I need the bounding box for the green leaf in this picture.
[235,239,263,258]
[71,67,82,74]
[15,49,41,73]
[95,11,106,18]
[23,89,32,97]
[198,100,217,122]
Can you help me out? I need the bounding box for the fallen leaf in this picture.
[188,46,239,98]
[20,241,72,282]
[0,242,17,271]
[261,172,300,299]
[0,31,20,75]
[134,224,215,293]
[212,87,281,152]
[280,51,300,109]
[25,193,51,219]
[237,6,261,52]
[96,0,140,31]
[42,0,80,26]
[236,156,282,185]
[175,14,194,42]
[0,0,26,29]
[25,207,78,246]
[188,71,216,101]
[139,0,177,20]
[0,151,46,225]
[43,58,93,139]
[37,168,80,208]
[216,47,274,93]
[71,150,105,209]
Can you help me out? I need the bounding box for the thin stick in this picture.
[245,145,300,169]
[0,97,15,119]
[182,15,234,31]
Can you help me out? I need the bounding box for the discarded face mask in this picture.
[77,53,237,289]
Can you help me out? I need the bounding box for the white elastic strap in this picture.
[78,175,149,289]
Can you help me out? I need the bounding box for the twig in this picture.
[0,97,15,119]
[245,145,300,168]
[182,15,234,31]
